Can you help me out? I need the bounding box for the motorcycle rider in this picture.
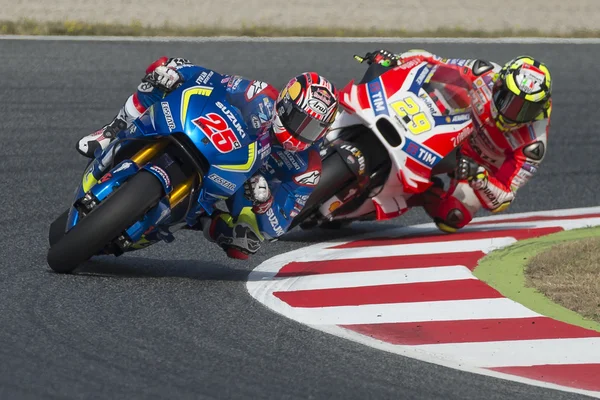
[359,49,551,232]
[76,57,338,259]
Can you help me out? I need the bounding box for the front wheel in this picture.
[47,171,164,273]
[290,150,356,231]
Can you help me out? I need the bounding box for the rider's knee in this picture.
[429,195,474,233]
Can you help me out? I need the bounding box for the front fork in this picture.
[129,139,198,208]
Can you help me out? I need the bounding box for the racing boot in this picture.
[77,112,128,158]
[202,212,263,260]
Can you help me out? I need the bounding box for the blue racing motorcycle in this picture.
[47,70,267,273]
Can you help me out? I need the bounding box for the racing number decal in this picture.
[192,113,241,153]
[391,97,432,135]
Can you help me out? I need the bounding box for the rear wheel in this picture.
[47,171,164,273]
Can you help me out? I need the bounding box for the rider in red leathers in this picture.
[360,49,552,232]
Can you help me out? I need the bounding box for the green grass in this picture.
[2,18,600,38]
[473,226,600,332]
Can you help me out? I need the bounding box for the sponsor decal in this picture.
[402,138,440,168]
[419,92,438,116]
[208,173,236,191]
[307,98,328,115]
[266,208,285,236]
[294,194,309,207]
[293,170,321,186]
[451,113,471,123]
[367,79,389,116]
[113,161,133,174]
[447,58,467,67]
[258,141,271,160]
[451,125,474,147]
[251,114,261,129]
[148,165,171,188]
[329,201,342,213]
[246,80,268,100]
[482,186,500,208]
[340,144,366,175]
[215,101,246,138]
[523,141,545,161]
[398,59,421,70]
[522,162,538,173]
[138,81,154,93]
[415,66,431,85]
[517,64,545,94]
[312,88,334,107]
[228,76,243,90]
[161,101,176,131]
[279,151,303,171]
[168,58,191,67]
[195,70,214,85]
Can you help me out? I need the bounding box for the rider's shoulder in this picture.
[471,59,502,76]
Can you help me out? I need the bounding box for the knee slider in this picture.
[435,197,473,232]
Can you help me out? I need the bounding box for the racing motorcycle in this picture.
[47,69,268,273]
[290,56,475,230]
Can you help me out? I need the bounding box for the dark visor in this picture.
[279,99,331,143]
[493,87,544,123]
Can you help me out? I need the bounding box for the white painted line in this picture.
[270,265,475,292]
[414,337,600,368]
[282,298,539,325]
[321,324,600,399]
[2,35,600,44]
[288,237,516,262]
[466,206,600,223]
[247,206,600,398]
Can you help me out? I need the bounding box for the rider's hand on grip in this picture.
[357,49,400,67]
[142,65,183,93]
[456,155,489,190]
[244,174,273,214]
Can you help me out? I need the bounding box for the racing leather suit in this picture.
[387,50,551,232]
[85,57,322,258]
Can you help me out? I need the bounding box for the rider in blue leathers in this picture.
[77,57,339,259]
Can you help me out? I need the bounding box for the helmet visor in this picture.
[493,85,545,123]
[279,100,331,143]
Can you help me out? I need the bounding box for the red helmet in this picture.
[271,72,338,152]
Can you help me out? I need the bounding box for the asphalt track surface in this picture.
[0,38,598,400]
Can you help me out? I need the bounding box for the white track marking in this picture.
[321,324,600,399]
[273,298,539,325]
[247,206,600,398]
[271,265,475,292]
[2,35,600,44]
[414,338,600,368]
[280,237,516,262]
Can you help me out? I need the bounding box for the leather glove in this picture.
[356,49,400,67]
[244,174,273,214]
[456,155,489,190]
[142,65,183,93]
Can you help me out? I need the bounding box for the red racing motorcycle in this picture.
[290,55,476,230]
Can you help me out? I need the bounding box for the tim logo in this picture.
[403,138,440,168]
[368,79,389,116]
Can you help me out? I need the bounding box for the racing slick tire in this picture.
[290,150,355,231]
[47,171,164,273]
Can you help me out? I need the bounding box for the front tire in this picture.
[290,151,355,230]
[47,171,164,273]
